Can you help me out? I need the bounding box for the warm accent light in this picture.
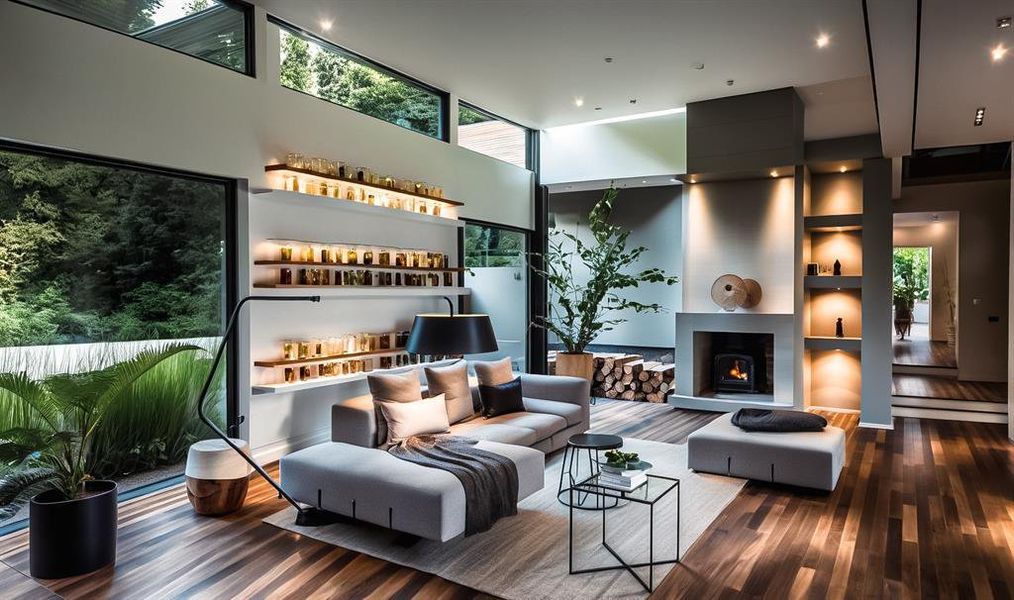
[816,33,830,48]
[689,177,697,184]
[319,19,333,31]
[574,97,585,107]
[991,44,1008,62]
[770,170,778,178]
[839,166,848,173]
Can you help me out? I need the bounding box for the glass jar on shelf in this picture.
[362,248,374,265]
[432,203,442,217]
[300,245,314,262]
[345,186,356,201]
[356,166,367,182]
[319,247,332,264]
[284,367,297,383]
[395,251,407,267]
[299,365,315,380]
[279,246,293,261]
[283,175,297,192]
[297,341,311,360]
[279,268,292,285]
[320,269,331,285]
[346,246,358,265]
[418,200,429,215]
[282,340,296,360]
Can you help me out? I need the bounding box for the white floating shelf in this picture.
[804,214,863,232]
[251,189,464,228]
[250,285,470,298]
[252,358,458,394]
[804,336,862,352]
[804,275,862,289]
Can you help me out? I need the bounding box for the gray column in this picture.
[860,158,893,428]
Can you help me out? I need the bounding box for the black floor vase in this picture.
[29,480,117,579]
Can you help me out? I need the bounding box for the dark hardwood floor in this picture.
[892,337,957,368]
[2,401,1011,599]
[892,373,1008,403]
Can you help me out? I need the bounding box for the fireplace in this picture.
[714,353,756,393]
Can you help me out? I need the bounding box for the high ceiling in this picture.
[255,0,874,138]
[255,0,1012,153]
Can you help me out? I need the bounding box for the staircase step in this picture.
[892,364,958,378]
[891,395,1007,414]
[892,405,1008,424]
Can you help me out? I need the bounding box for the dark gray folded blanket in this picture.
[731,409,827,432]
[388,435,518,536]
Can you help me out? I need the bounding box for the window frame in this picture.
[457,100,535,170]
[270,16,451,143]
[11,0,256,77]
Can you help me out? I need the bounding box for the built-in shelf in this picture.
[804,214,863,232]
[254,348,408,368]
[253,260,464,273]
[804,275,863,289]
[804,336,862,352]
[252,358,457,394]
[265,164,464,206]
[252,189,464,228]
[250,285,470,298]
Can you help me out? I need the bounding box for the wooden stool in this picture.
[185,439,252,516]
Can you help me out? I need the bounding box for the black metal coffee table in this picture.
[567,473,680,592]
[557,434,624,510]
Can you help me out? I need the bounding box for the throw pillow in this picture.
[478,376,525,418]
[731,408,827,432]
[378,394,450,445]
[367,369,423,446]
[473,356,514,387]
[424,361,474,424]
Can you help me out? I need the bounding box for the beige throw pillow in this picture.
[473,357,514,387]
[367,369,423,446]
[378,394,450,445]
[425,361,474,424]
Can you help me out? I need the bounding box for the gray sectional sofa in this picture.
[280,373,591,541]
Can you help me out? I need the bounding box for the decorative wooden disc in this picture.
[711,274,746,311]
[740,278,762,308]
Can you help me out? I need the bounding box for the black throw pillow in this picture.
[731,408,827,432]
[478,376,525,418]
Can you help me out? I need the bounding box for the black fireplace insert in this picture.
[713,353,756,393]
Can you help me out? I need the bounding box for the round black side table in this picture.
[557,433,623,510]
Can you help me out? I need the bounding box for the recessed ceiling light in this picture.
[839,166,847,173]
[574,97,584,107]
[690,62,705,70]
[991,44,1008,62]
[319,19,333,31]
[816,33,830,48]
[726,79,735,86]
[997,16,1011,29]
[629,99,637,104]
[770,170,778,178]
[604,57,614,63]
[594,107,602,111]
[974,106,985,126]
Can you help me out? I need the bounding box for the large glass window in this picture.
[0,145,231,530]
[458,103,531,169]
[15,0,252,74]
[276,23,445,140]
[464,223,529,370]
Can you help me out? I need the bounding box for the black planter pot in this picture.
[29,480,117,579]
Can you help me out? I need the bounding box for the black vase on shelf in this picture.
[833,259,842,276]
[835,317,844,338]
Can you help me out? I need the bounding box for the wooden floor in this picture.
[893,373,1008,403]
[892,337,957,368]
[2,401,1012,599]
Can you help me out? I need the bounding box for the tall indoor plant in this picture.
[531,186,678,380]
[0,343,200,578]
[892,249,929,341]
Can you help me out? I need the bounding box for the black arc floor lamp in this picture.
[196,294,341,526]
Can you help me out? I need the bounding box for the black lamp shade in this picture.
[406,314,498,355]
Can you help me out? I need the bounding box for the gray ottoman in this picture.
[280,440,544,541]
[687,413,846,491]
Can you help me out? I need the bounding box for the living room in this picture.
[0,1,1011,599]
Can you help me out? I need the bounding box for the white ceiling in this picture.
[893,210,958,228]
[255,0,873,137]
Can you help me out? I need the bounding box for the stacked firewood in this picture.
[592,354,675,402]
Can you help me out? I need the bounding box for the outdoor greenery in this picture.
[279,29,442,138]
[533,187,679,354]
[0,345,220,519]
[0,149,226,346]
[892,247,930,310]
[464,224,524,268]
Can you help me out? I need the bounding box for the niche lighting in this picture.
[574,97,585,107]
[839,166,848,173]
[770,170,778,178]
[319,19,333,31]
[815,33,830,48]
[991,44,1008,62]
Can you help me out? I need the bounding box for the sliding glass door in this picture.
[463,222,529,371]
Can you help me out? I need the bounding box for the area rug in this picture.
[265,437,745,599]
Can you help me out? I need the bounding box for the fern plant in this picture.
[0,344,201,519]
[531,187,679,353]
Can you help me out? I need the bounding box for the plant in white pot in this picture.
[0,344,199,578]
[531,186,679,380]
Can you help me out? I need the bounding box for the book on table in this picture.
[597,472,647,491]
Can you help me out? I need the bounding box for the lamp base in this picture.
[294,507,348,527]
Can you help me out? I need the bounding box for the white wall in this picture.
[548,185,683,348]
[0,3,534,460]
[682,177,796,314]
[893,216,959,341]
[465,267,527,368]
[540,113,686,184]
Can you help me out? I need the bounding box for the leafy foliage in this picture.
[0,345,216,518]
[893,247,929,310]
[0,149,226,346]
[531,187,679,353]
[464,224,524,268]
[279,30,441,138]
